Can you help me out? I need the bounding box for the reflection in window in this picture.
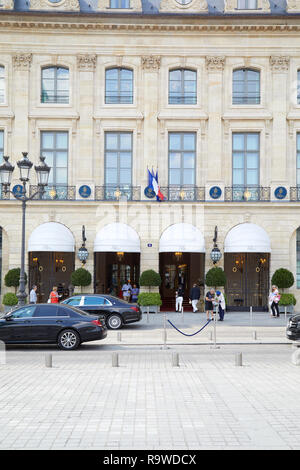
[169,69,197,105]
[297,228,300,288]
[233,68,260,105]
[232,133,260,200]
[41,131,68,199]
[105,132,132,200]
[297,133,300,185]
[237,0,257,8]
[0,67,5,104]
[105,68,133,104]
[110,0,130,7]
[41,67,69,104]
[169,133,196,186]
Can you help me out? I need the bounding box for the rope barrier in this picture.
[167,319,212,337]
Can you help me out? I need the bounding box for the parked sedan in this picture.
[0,303,107,350]
[62,294,142,330]
[286,314,300,341]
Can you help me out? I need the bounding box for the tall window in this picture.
[297,133,300,185]
[110,0,130,7]
[105,68,133,104]
[41,132,68,198]
[105,132,132,200]
[297,71,300,105]
[0,131,3,161]
[232,133,259,200]
[297,228,300,288]
[237,0,257,8]
[233,68,260,105]
[0,67,5,104]
[169,133,196,186]
[169,69,197,105]
[41,67,69,104]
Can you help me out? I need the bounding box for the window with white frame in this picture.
[233,68,260,105]
[41,131,68,190]
[237,0,257,8]
[110,0,130,8]
[41,66,69,104]
[0,66,5,104]
[105,68,133,104]
[169,69,197,105]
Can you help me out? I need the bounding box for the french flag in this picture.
[148,168,164,201]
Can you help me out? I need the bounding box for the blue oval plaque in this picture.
[274,186,287,200]
[79,185,91,198]
[209,186,222,199]
[144,186,156,199]
[12,184,23,198]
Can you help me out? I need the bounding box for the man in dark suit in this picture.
[189,283,201,312]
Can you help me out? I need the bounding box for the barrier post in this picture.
[0,341,6,365]
[235,353,243,367]
[163,312,167,349]
[112,353,119,367]
[181,305,184,323]
[285,306,287,321]
[172,352,179,367]
[45,353,52,368]
[147,306,149,324]
[250,306,253,326]
[211,304,220,349]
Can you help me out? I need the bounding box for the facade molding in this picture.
[270,56,290,72]
[141,55,161,71]
[206,56,226,71]
[160,0,208,13]
[12,53,32,71]
[29,0,80,11]
[286,0,300,12]
[77,54,97,71]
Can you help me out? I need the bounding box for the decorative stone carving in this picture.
[77,54,97,71]
[30,0,80,11]
[206,56,225,71]
[286,0,300,11]
[0,0,14,9]
[160,0,208,12]
[97,0,142,11]
[12,53,32,71]
[224,0,270,12]
[141,56,161,71]
[270,56,290,72]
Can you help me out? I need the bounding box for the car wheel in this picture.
[107,314,123,330]
[58,329,80,350]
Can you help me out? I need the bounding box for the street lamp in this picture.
[0,153,50,305]
[210,226,222,265]
[77,225,89,266]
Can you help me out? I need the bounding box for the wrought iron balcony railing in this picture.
[225,186,270,202]
[290,187,300,201]
[29,185,76,200]
[160,185,205,202]
[95,185,141,201]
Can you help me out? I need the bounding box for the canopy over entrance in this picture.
[159,223,205,253]
[28,222,75,252]
[224,223,271,253]
[94,223,140,253]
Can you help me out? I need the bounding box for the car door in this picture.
[30,304,60,341]
[0,305,37,342]
[81,296,111,322]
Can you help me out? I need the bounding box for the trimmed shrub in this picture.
[71,268,92,291]
[4,268,27,293]
[2,292,18,306]
[139,270,161,288]
[271,268,294,290]
[205,267,226,288]
[137,292,162,306]
[278,293,297,306]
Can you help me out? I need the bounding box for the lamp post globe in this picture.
[17,152,33,182]
[35,156,51,189]
[210,247,222,265]
[78,246,89,265]
[0,156,14,188]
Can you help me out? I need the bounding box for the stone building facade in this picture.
[0,0,300,310]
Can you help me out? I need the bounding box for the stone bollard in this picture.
[252,331,257,340]
[172,352,179,367]
[291,348,300,365]
[45,353,52,368]
[112,352,119,367]
[235,352,243,367]
[117,332,122,342]
[0,340,6,365]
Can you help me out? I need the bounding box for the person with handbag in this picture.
[49,286,59,304]
[269,285,280,317]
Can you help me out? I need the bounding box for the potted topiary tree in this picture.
[205,267,226,290]
[138,269,162,314]
[4,268,27,294]
[2,292,18,313]
[271,268,295,313]
[71,268,92,294]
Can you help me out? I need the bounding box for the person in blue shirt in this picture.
[131,284,139,303]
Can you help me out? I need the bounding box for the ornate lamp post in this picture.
[210,225,222,265]
[0,153,50,305]
[77,225,89,266]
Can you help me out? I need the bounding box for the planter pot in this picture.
[279,305,294,314]
[140,305,160,314]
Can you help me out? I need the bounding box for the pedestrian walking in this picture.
[122,279,132,302]
[49,286,59,304]
[269,285,280,317]
[131,284,139,303]
[29,285,37,304]
[175,284,184,312]
[205,288,215,320]
[215,290,226,321]
[189,283,200,313]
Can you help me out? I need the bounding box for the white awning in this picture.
[159,223,205,253]
[28,222,75,252]
[224,223,271,253]
[94,223,140,252]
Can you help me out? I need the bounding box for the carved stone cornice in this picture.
[160,0,208,12]
[270,56,290,72]
[141,56,161,71]
[77,54,97,71]
[30,0,80,11]
[206,56,225,71]
[12,53,32,71]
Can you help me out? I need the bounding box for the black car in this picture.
[62,294,142,330]
[286,314,300,341]
[0,303,107,350]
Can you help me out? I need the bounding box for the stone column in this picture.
[76,54,96,183]
[205,56,225,183]
[270,56,289,184]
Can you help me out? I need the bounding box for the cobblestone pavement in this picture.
[0,312,299,450]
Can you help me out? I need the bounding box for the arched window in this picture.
[233,68,260,105]
[105,67,133,104]
[41,66,69,104]
[169,69,197,105]
[0,66,5,104]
